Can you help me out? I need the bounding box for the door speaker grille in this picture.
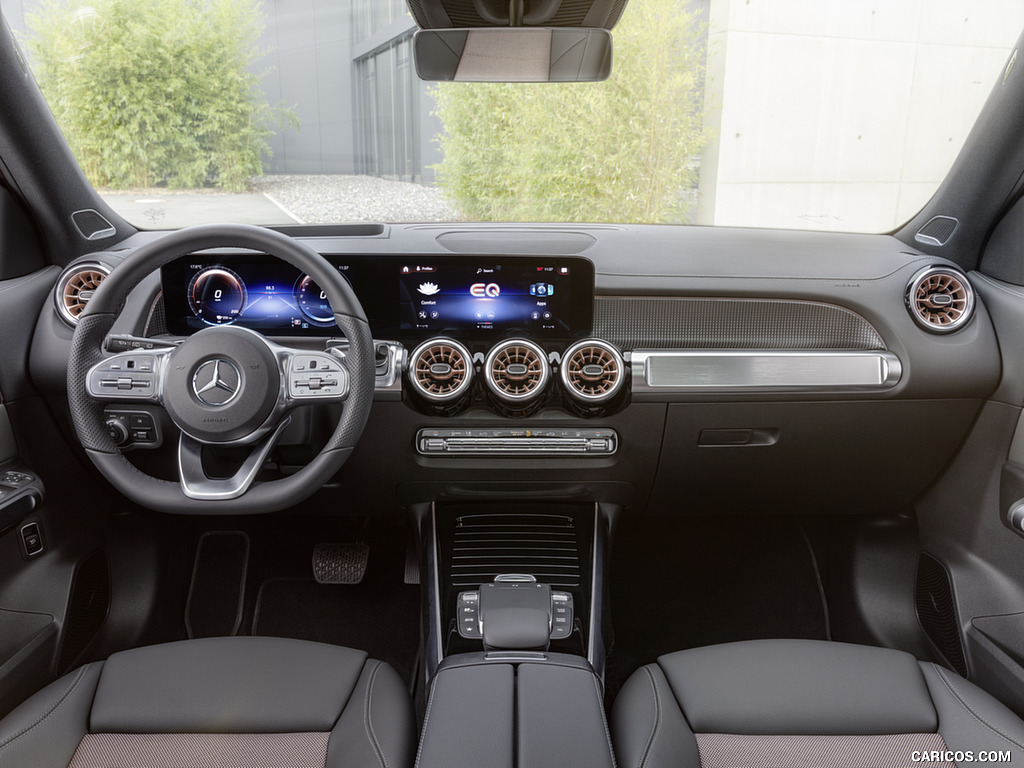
[408,338,473,401]
[916,552,968,677]
[905,266,974,333]
[485,339,549,402]
[450,513,581,588]
[58,551,110,673]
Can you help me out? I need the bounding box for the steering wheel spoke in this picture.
[178,417,292,500]
[277,346,350,404]
[85,347,172,404]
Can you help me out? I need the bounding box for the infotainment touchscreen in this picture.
[397,260,590,337]
[162,254,593,339]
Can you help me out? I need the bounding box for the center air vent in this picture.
[55,262,110,326]
[485,339,550,402]
[905,266,974,333]
[560,339,625,403]
[408,338,473,402]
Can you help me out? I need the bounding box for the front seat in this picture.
[612,639,1024,768]
[0,636,415,768]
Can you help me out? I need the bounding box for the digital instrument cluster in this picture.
[161,254,594,339]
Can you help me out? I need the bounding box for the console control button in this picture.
[456,590,482,638]
[550,591,574,639]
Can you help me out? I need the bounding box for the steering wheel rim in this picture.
[66,223,375,514]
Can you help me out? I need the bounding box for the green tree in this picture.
[26,0,291,191]
[431,0,707,223]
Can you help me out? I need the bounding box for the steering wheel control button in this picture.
[88,354,159,399]
[191,359,241,406]
[288,354,348,400]
[105,419,131,446]
[103,409,160,449]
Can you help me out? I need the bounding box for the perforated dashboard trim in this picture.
[593,296,885,350]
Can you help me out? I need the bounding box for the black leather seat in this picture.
[0,636,415,768]
[612,639,1024,768]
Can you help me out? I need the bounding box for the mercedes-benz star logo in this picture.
[191,359,241,407]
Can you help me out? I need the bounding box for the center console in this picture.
[414,501,617,768]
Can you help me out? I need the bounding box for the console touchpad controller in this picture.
[457,589,573,640]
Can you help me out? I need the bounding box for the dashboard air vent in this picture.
[408,338,473,401]
[55,262,110,326]
[560,339,624,403]
[485,339,549,402]
[905,266,974,333]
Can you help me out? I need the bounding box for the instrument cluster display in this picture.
[161,253,593,339]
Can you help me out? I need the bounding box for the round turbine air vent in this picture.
[560,339,625,404]
[485,339,550,402]
[408,338,473,402]
[906,266,975,333]
[55,261,110,326]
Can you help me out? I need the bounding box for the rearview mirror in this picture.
[413,28,612,83]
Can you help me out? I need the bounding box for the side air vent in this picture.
[916,552,968,677]
[55,261,110,326]
[915,216,959,247]
[485,339,550,402]
[560,339,625,403]
[408,338,474,402]
[905,266,974,333]
[450,513,581,588]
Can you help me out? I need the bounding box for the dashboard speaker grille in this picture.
[485,339,549,401]
[450,513,581,588]
[915,216,959,247]
[55,262,110,326]
[906,267,974,333]
[409,339,473,401]
[916,552,968,677]
[561,339,624,403]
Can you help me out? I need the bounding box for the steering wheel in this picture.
[66,224,375,514]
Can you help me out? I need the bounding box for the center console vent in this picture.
[485,339,550,403]
[408,338,474,402]
[560,339,625,404]
[450,513,581,588]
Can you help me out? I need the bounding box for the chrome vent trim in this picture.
[408,338,473,401]
[560,339,624,403]
[55,261,110,326]
[905,266,975,333]
[485,339,550,402]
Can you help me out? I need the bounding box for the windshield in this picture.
[4,0,1022,232]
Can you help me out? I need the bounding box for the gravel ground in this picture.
[252,174,458,224]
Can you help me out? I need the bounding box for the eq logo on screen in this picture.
[470,282,501,298]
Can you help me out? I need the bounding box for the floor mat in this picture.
[185,531,249,638]
[605,515,828,703]
[249,518,420,685]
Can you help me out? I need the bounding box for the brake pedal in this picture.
[313,542,369,584]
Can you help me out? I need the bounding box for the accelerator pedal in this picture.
[313,542,369,584]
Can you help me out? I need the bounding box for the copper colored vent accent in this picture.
[906,267,974,333]
[55,262,110,326]
[560,340,624,403]
[485,339,549,402]
[409,339,473,402]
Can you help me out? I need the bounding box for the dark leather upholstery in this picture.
[415,652,615,768]
[0,637,416,768]
[612,639,1024,768]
